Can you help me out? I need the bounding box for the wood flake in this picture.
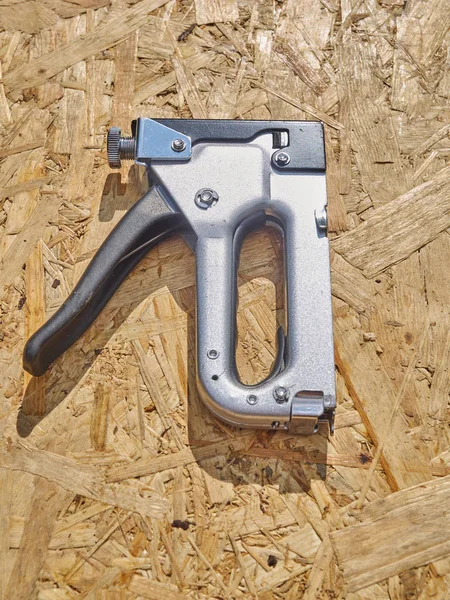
[3,0,172,91]
[129,576,190,600]
[172,56,208,119]
[22,241,46,416]
[0,193,62,292]
[195,0,238,25]
[107,433,254,482]
[4,478,69,600]
[0,1,57,34]
[302,536,334,600]
[332,166,450,278]
[334,308,432,491]
[0,61,12,125]
[0,471,12,599]
[0,447,169,519]
[331,476,450,591]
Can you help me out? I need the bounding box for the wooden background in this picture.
[1,0,450,598]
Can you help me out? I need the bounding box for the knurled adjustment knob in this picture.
[107,127,121,168]
[107,127,136,168]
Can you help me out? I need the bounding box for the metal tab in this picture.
[135,118,191,165]
[290,391,325,434]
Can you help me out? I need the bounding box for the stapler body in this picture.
[24,118,336,434]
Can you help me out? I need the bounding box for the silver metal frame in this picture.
[148,130,336,434]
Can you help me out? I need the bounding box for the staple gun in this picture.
[23,118,336,434]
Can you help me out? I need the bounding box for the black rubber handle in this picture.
[23,187,189,376]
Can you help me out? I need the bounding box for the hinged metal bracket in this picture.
[134,118,192,165]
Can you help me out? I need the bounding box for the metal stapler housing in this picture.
[23,118,336,434]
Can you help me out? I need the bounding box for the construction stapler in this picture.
[23,118,336,434]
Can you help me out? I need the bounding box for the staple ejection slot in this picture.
[272,131,289,149]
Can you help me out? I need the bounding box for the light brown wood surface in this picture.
[0,0,449,598]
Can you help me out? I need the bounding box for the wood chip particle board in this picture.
[0,1,57,35]
[1,0,450,597]
[331,475,450,592]
[332,166,450,278]
[3,477,70,600]
[0,193,62,292]
[195,0,239,25]
[0,447,169,519]
[3,0,172,92]
[335,306,432,492]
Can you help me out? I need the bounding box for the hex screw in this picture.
[207,349,219,359]
[195,188,219,210]
[274,151,291,167]
[273,386,289,403]
[247,394,258,405]
[172,138,186,152]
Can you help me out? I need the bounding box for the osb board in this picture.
[0,0,449,598]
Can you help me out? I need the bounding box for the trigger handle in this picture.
[23,187,188,376]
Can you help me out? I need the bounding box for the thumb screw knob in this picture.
[107,127,136,168]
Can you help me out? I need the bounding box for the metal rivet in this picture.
[273,386,289,403]
[172,138,186,152]
[207,349,219,359]
[314,207,328,230]
[274,151,290,167]
[195,188,219,210]
[247,394,258,405]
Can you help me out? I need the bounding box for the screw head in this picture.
[273,386,289,403]
[201,191,213,202]
[207,349,219,359]
[195,188,219,210]
[274,151,291,167]
[247,394,258,405]
[172,138,186,152]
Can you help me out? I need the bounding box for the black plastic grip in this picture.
[23,187,188,376]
